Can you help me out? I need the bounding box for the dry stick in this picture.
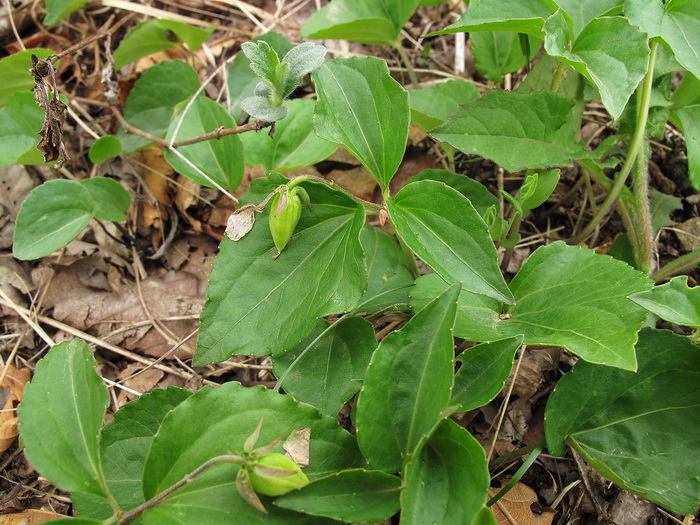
[5,0,26,51]
[50,12,135,62]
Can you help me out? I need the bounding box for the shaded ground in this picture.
[0,1,698,524]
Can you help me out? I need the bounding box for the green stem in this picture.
[549,62,567,93]
[487,438,546,507]
[288,175,383,215]
[395,43,419,89]
[500,213,523,271]
[571,41,658,245]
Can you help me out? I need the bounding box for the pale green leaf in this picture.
[18,340,108,496]
[355,284,460,472]
[0,49,55,107]
[312,57,409,194]
[387,180,513,304]
[545,328,700,514]
[195,178,366,365]
[44,0,89,25]
[431,90,583,172]
[13,179,95,260]
[0,92,46,167]
[630,276,700,328]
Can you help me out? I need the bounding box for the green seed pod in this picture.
[269,186,303,256]
[247,452,309,496]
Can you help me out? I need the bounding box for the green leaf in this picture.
[545,328,700,514]
[112,20,214,70]
[518,169,560,211]
[0,92,46,167]
[118,60,201,152]
[18,340,108,497]
[412,242,653,370]
[273,317,377,416]
[141,382,364,523]
[241,99,337,172]
[88,136,121,165]
[544,12,649,119]
[80,177,130,222]
[312,57,409,195]
[471,31,540,83]
[671,103,700,189]
[409,169,499,217]
[451,336,522,412]
[275,469,401,522]
[430,0,554,38]
[355,283,460,472]
[227,32,293,122]
[649,187,682,235]
[164,97,244,191]
[72,388,193,521]
[13,179,95,260]
[357,225,414,312]
[0,49,55,107]
[401,419,490,524]
[44,0,89,25]
[629,276,700,328]
[556,0,623,36]
[240,96,288,122]
[625,0,700,79]
[195,178,366,365]
[387,180,513,304]
[409,79,480,132]
[431,90,583,172]
[301,0,420,46]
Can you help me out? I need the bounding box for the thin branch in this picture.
[51,13,136,62]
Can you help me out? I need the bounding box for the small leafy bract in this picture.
[13,179,95,260]
[545,328,700,514]
[312,57,409,195]
[18,340,108,497]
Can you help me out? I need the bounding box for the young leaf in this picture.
[430,0,553,38]
[301,0,420,46]
[545,328,700,515]
[88,136,122,165]
[72,388,193,520]
[112,20,214,70]
[411,242,653,371]
[387,180,513,304]
[117,60,201,152]
[0,49,55,107]
[544,12,649,119]
[141,382,365,523]
[164,97,244,192]
[80,177,130,222]
[312,57,409,195]
[451,336,523,413]
[409,79,480,132]
[272,317,377,417]
[275,469,401,522]
[431,90,583,172]
[44,0,89,25]
[408,169,499,218]
[629,276,700,328]
[18,340,109,497]
[355,283,460,473]
[0,92,47,167]
[13,179,95,260]
[195,178,366,365]
[402,419,491,524]
[518,169,560,211]
[240,99,337,172]
[625,0,700,79]
[357,225,415,312]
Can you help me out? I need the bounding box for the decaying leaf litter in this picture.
[0,0,698,523]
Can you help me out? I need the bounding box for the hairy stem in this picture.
[549,62,567,93]
[633,149,654,274]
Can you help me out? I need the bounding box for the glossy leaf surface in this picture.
[545,328,700,514]
[313,57,409,194]
[164,97,244,191]
[141,383,364,523]
[18,340,108,496]
[411,242,652,370]
[241,99,337,172]
[195,178,366,365]
[355,284,460,472]
[431,90,582,172]
[273,316,377,416]
[388,180,513,304]
[275,469,401,522]
[402,419,490,524]
[13,179,95,260]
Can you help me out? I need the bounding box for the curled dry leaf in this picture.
[283,427,310,467]
[225,204,257,241]
[0,365,32,454]
[31,55,69,168]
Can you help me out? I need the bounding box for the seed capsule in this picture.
[247,452,309,496]
[269,186,302,256]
